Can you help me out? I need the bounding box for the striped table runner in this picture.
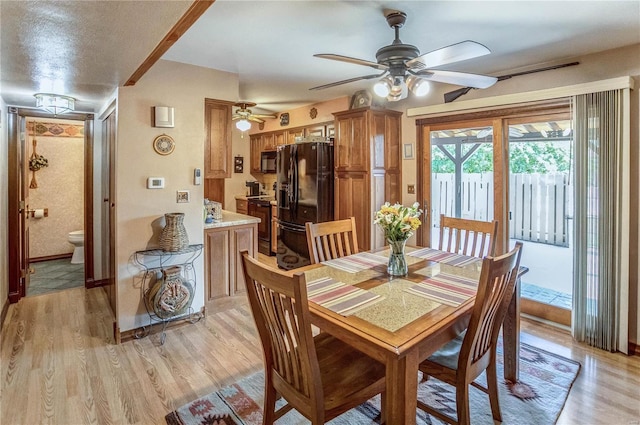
[408,247,480,267]
[307,277,383,316]
[404,272,478,307]
[321,252,389,273]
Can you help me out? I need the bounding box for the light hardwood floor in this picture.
[1,285,639,425]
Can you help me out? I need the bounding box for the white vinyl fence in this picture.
[431,173,571,247]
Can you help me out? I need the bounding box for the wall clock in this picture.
[153,134,175,155]
[350,90,372,109]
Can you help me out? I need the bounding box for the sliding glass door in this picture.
[418,104,573,325]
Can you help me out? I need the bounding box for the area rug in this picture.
[166,342,580,425]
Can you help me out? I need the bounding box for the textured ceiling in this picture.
[0,0,192,112]
[1,1,639,114]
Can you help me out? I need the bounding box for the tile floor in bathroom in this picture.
[28,258,84,296]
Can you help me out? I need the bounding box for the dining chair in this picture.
[240,251,385,424]
[438,214,498,257]
[416,242,523,425]
[305,217,359,264]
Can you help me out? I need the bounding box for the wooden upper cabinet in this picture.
[333,110,368,172]
[287,127,305,144]
[250,134,262,173]
[262,133,276,151]
[204,99,233,178]
[274,131,286,147]
[306,124,325,138]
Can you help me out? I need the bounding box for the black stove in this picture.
[247,197,275,255]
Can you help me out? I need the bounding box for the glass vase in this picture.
[387,238,408,277]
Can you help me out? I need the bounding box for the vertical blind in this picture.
[572,89,624,352]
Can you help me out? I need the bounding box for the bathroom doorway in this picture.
[25,116,86,296]
[7,107,96,303]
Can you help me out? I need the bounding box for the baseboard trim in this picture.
[118,307,206,344]
[86,278,109,289]
[29,253,73,263]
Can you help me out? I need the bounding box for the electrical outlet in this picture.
[407,184,415,194]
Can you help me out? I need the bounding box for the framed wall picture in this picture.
[176,190,190,203]
[234,156,244,173]
[403,143,414,160]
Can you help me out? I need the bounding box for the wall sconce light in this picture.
[34,93,75,115]
[235,119,251,132]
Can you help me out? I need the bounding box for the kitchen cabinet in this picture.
[236,198,248,215]
[205,219,258,301]
[249,121,334,175]
[333,108,403,250]
[250,134,262,173]
[204,99,233,178]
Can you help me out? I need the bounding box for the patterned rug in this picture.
[166,342,580,425]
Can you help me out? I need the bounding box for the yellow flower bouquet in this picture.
[374,202,423,242]
[374,202,423,276]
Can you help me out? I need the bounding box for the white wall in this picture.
[0,98,9,320]
[115,60,239,332]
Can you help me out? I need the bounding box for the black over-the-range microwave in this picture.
[261,150,277,173]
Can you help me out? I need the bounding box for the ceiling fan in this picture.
[232,102,277,131]
[310,10,498,101]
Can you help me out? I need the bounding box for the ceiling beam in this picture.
[124,0,215,86]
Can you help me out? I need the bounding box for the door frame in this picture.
[7,107,95,303]
[415,99,572,325]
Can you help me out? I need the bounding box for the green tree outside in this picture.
[431,141,571,174]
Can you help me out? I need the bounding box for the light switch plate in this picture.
[407,184,415,194]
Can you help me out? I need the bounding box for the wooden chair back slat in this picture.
[306,217,359,264]
[438,214,498,258]
[241,252,320,401]
[462,242,522,372]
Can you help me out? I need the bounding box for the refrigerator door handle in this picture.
[277,219,306,233]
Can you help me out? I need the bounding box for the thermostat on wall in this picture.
[147,177,165,189]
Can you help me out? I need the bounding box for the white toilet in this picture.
[68,230,84,264]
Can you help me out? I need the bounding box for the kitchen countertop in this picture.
[204,210,260,230]
[235,194,275,201]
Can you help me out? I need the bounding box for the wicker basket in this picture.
[160,212,189,252]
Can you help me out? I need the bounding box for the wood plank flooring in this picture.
[2,286,639,424]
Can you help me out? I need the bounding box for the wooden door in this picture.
[334,110,367,172]
[204,99,233,178]
[205,229,231,300]
[231,225,256,294]
[20,117,30,297]
[334,172,369,250]
[101,111,117,313]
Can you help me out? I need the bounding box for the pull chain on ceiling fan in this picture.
[310,10,498,101]
[232,102,277,131]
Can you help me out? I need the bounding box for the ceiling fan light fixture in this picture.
[373,76,392,97]
[34,93,75,115]
[386,77,408,101]
[235,119,251,132]
[407,75,430,96]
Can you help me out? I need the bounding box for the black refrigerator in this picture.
[276,142,333,269]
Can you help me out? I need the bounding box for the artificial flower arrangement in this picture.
[29,154,49,172]
[374,202,423,242]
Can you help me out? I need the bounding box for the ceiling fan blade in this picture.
[406,40,491,70]
[314,54,388,71]
[417,70,497,89]
[248,116,265,123]
[232,115,242,121]
[309,72,387,91]
[251,113,278,119]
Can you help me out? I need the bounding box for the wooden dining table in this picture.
[300,246,522,425]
